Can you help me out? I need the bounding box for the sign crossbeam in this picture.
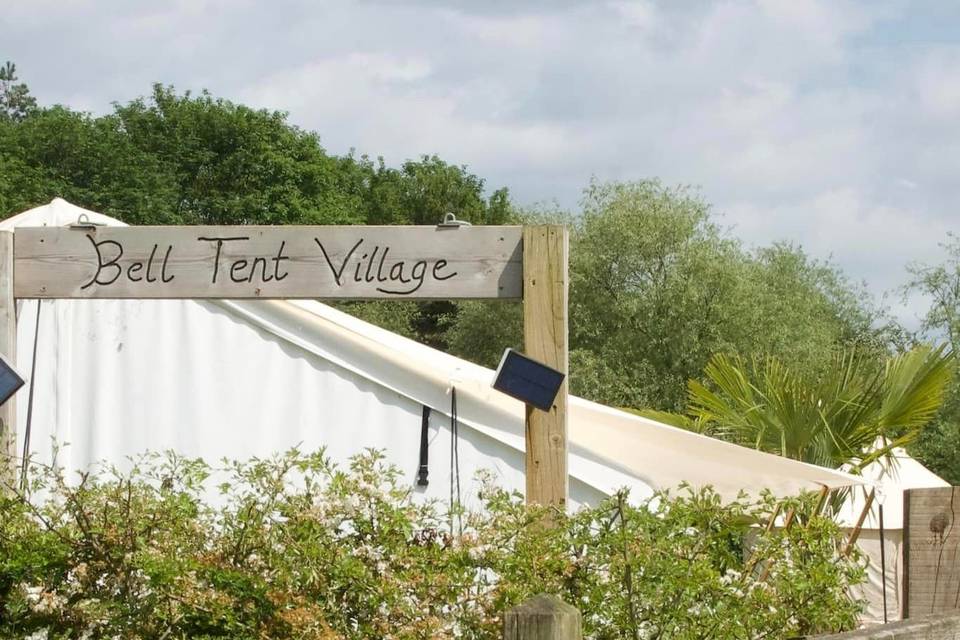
[15,226,523,300]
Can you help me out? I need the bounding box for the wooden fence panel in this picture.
[903,487,960,618]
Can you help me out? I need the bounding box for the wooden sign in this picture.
[14,226,523,299]
[4,219,569,511]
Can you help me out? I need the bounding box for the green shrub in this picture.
[0,448,864,639]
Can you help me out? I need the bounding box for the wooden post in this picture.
[903,487,911,618]
[0,231,15,490]
[522,225,569,508]
[504,594,582,640]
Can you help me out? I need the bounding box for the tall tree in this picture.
[0,106,179,221]
[0,61,37,122]
[344,155,515,348]
[904,235,960,483]
[113,84,368,225]
[445,180,894,411]
[363,154,511,226]
[907,234,960,349]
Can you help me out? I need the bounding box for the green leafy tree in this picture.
[567,179,749,408]
[0,106,180,221]
[907,234,960,348]
[904,235,960,483]
[343,154,516,348]
[112,84,368,225]
[449,180,893,411]
[362,154,511,226]
[1,79,512,230]
[644,345,953,470]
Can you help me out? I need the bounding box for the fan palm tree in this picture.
[642,344,954,471]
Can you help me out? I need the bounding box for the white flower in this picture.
[720,569,741,585]
[33,590,67,614]
[468,544,491,561]
[23,585,42,604]
[638,621,657,640]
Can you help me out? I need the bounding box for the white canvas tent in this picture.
[2,199,864,509]
[836,447,950,624]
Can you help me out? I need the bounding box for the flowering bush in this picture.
[0,448,864,639]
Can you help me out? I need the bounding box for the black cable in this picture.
[20,299,41,492]
[417,406,430,487]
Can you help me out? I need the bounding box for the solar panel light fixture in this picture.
[0,352,24,408]
[492,348,565,412]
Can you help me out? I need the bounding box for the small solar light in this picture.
[492,348,565,412]
[0,352,24,407]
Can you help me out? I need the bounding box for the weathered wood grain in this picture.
[503,594,582,640]
[0,231,15,490]
[522,225,569,508]
[903,486,960,618]
[15,226,523,299]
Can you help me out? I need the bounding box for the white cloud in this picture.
[724,188,955,325]
[607,0,659,31]
[239,53,580,169]
[914,50,960,119]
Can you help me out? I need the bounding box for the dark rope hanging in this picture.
[449,387,462,535]
[20,299,41,493]
[417,405,431,487]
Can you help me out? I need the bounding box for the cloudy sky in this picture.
[5,0,959,327]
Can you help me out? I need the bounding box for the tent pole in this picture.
[843,488,875,556]
[782,507,797,529]
[745,502,782,577]
[879,503,888,623]
[811,484,830,520]
[758,506,796,582]
[19,299,40,492]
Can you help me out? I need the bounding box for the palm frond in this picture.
[624,408,711,434]
[676,345,954,471]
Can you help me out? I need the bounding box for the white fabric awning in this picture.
[837,445,949,529]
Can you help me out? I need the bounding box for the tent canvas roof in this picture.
[2,199,865,504]
[837,446,949,529]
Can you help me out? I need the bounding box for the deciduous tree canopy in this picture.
[448,180,896,411]
[904,236,960,483]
